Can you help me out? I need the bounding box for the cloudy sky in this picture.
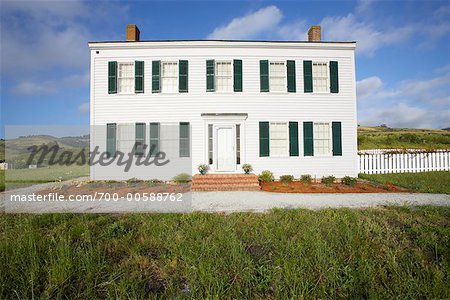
[1,0,449,137]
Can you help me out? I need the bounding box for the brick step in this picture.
[192,185,261,191]
[191,174,260,191]
[192,178,259,184]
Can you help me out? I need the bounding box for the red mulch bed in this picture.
[260,180,408,193]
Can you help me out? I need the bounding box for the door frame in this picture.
[202,114,247,173]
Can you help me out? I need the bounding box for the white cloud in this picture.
[358,68,450,128]
[356,76,383,100]
[78,102,90,114]
[11,72,89,95]
[321,14,415,55]
[362,103,450,129]
[207,6,283,39]
[1,1,128,76]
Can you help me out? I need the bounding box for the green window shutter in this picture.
[135,61,144,93]
[149,123,160,157]
[303,122,314,156]
[179,60,188,93]
[259,122,269,157]
[289,122,299,156]
[179,122,190,157]
[303,60,313,93]
[106,123,116,157]
[260,60,269,92]
[206,60,215,92]
[233,59,243,92]
[135,123,145,156]
[330,61,339,93]
[152,60,161,93]
[332,122,342,156]
[108,61,117,94]
[287,60,296,93]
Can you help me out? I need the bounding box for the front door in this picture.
[216,126,235,171]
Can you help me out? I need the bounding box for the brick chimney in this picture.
[126,24,140,41]
[308,25,321,42]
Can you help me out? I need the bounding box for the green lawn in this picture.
[360,171,450,194]
[1,164,89,191]
[1,207,449,298]
[358,126,450,149]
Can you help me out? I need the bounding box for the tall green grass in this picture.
[360,171,450,194]
[1,207,449,298]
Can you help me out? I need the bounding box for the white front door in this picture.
[216,126,235,171]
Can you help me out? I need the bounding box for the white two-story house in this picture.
[88,25,357,181]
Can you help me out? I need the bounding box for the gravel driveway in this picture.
[2,182,449,213]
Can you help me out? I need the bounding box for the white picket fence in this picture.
[358,150,450,174]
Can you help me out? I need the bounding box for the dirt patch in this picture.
[260,180,409,193]
[37,181,191,198]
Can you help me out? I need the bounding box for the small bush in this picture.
[279,175,294,183]
[321,176,336,185]
[342,176,357,186]
[258,170,274,183]
[172,173,191,183]
[198,164,208,175]
[300,174,313,184]
[242,163,253,174]
[126,177,142,187]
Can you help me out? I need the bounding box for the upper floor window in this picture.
[161,62,178,93]
[216,61,232,92]
[312,62,329,93]
[269,62,286,92]
[118,62,134,94]
[313,122,331,155]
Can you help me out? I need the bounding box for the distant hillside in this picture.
[358,126,450,150]
[1,135,89,167]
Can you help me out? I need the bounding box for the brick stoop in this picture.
[191,174,261,191]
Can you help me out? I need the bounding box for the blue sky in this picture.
[1,0,449,138]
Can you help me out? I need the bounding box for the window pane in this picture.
[216,61,232,92]
[313,62,328,92]
[269,122,288,156]
[313,122,330,155]
[270,62,286,92]
[162,62,178,93]
[118,63,134,93]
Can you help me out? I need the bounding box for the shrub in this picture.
[342,176,357,186]
[126,177,142,187]
[300,174,313,184]
[321,176,336,185]
[258,170,274,183]
[279,175,294,183]
[198,164,208,175]
[172,173,191,183]
[242,163,253,174]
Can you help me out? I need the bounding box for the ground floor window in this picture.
[313,122,331,155]
[208,124,213,164]
[236,124,241,164]
[269,122,288,156]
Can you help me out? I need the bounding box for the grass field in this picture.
[358,126,450,149]
[359,171,450,194]
[1,207,449,298]
[1,165,89,191]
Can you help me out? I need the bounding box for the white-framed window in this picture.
[312,62,329,92]
[118,62,134,94]
[161,62,178,93]
[314,122,331,155]
[215,61,232,92]
[270,122,288,156]
[269,62,286,92]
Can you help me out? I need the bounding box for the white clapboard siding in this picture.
[89,41,357,180]
[358,150,450,174]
